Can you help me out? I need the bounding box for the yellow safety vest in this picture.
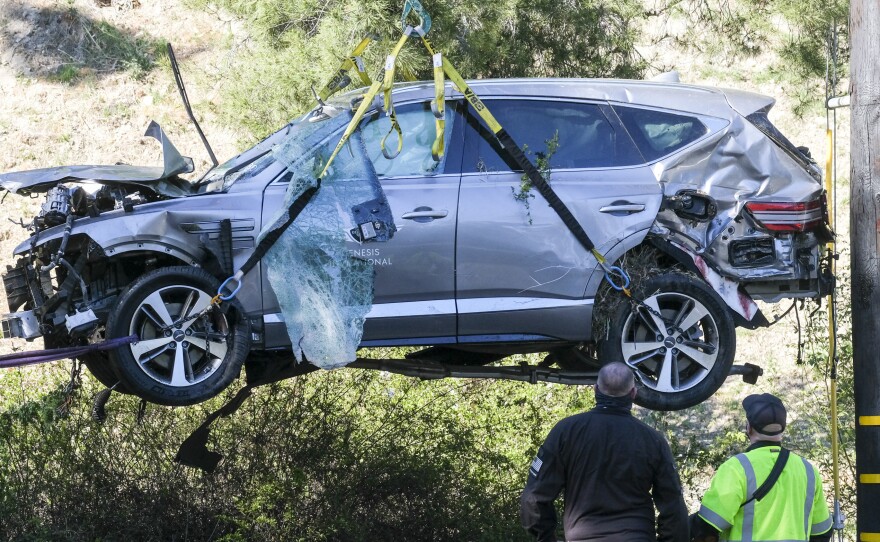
[698,444,832,541]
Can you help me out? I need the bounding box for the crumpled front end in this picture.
[1,120,203,342]
[0,173,215,345]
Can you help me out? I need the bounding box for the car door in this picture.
[455,98,662,342]
[260,100,463,346]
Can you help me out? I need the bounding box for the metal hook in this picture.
[401,0,432,34]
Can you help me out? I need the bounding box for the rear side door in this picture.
[455,98,662,342]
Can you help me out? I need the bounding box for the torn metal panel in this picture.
[0,122,194,196]
[689,251,759,321]
[11,201,263,264]
[652,112,824,285]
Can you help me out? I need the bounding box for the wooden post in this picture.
[849,0,880,538]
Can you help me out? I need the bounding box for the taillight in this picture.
[745,197,826,232]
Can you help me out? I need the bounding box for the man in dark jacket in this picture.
[520,362,688,542]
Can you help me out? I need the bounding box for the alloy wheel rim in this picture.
[619,291,719,393]
[127,284,229,387]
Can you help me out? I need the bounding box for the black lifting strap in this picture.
[494,129,596,253]
[742,447,791,507]
[175,356,320,473]
[237,183,321,279]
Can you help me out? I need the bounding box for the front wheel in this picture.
[597,272,735,411]
[106,266,250,406]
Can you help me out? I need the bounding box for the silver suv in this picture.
[0,78,832,410]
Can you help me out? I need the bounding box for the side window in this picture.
[462,99,642,173]
[613,106,708,162]
[360,102,453,177]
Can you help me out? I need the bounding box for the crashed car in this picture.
[0,78,832,410]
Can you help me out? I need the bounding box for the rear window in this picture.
[613,106,708,161]
[746,109,818,177]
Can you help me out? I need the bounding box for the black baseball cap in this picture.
[742,393,787,436]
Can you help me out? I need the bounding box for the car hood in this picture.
[0,121,195,197]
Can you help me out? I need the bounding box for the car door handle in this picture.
[599,203,646,214]
[402,209,449,220]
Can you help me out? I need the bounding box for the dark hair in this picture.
[597,362,635,397]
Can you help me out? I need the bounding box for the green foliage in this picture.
[186,0,646,138]
[82,18,164,79]
[511,132,559,225]
[649,0,849,115]
[0,5,163,83]
[797,266,856,538]
[0,360,592,540]
[47,8,164,83]
[51,65,80,85]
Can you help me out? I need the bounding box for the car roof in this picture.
[387,77,774,119]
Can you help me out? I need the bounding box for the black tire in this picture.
[106,266,250,406]
[82,352,124,389]
[597,272,735,411]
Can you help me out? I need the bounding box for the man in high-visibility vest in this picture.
[691,393,833,542]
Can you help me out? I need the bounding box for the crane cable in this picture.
[824,19,846,540]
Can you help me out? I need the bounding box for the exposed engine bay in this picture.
[2,122,191,345]
[4,183,173,343]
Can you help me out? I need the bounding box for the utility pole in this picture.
[850,0,880,539]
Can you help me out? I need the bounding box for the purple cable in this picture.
[0,335,138,369]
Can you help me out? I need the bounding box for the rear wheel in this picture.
[597,272,735,411]
[106,266,250,406]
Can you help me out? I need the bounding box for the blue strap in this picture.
[0,335,138,368]
[218,274,243,301]
[401,0,431,33]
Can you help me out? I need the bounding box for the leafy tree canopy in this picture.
[191,0,646,137]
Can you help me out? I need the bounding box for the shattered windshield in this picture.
[196,99,350,193]
[261,109,395,368]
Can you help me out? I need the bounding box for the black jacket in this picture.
[520,402,688,542]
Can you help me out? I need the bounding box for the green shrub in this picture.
[0,360,592,541]
[186,0,646,138]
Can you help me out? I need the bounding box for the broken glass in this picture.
[263,111,395,368]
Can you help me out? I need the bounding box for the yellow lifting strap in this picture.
[414,30,612,265]
[317,78,383,180]
[825,116,841,534]
[410,25,446,161]
[414,30,501,132]
[430,51,445,160]
[317,30,412,179]
[415,31,617,281]
[316,34,376,103]
[315,7,618,293]
[379,27,414,159]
